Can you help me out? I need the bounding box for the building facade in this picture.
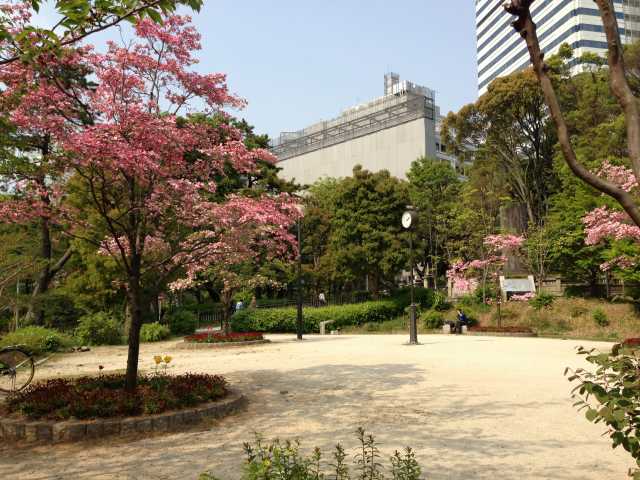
[272,74,464,186]
[477,0,640,95]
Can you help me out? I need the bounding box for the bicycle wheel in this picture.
[0,347,35,393]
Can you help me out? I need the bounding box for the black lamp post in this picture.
[296,218,303,340]
[402,209,419,345]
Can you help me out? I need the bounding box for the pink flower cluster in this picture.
[483,234,525,252]
[583,207,640,245]
[598,161,638,193]
[510,292,535,302]
[600,256,637,272]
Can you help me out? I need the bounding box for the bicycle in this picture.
[0,345,35,393]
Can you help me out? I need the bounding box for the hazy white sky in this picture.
[33,1,478,139]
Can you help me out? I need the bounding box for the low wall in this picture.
[0,391,246,445]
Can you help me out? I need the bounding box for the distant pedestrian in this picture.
[318,292,327,306]
[250,296,257,309]
[235,300,245,312]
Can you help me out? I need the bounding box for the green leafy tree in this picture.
[407,157,461,288]
[443,68,559,226]
[328,166,409,296]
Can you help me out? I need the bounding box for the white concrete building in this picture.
[477,0,640,95]
[272,74,465,186]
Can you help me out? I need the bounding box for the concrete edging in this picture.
[0,391,247,445]
[175,339,271,349]
[465,331,538,338]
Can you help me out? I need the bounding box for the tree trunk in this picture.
[124,257,143,393]
[505,0,640,228]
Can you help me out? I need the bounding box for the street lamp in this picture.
[296,217,303,340]
[402,209,419,345]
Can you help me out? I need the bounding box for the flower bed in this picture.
[469,326,534,334]
[623,338,640,348]
[184,332,264,344]
[2,373,228,421]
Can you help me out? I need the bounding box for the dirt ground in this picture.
[0,334,632,480]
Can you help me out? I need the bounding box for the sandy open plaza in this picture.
[0,334,632,480]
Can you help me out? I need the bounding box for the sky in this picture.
[34,1,478,140]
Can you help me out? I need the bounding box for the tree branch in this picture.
[505,0,640,228]
[594,0,640,179]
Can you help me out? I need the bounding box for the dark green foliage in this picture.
[34,292,83,331]
[140,322,171,342]
[473,284,499,303]
[5,373,227,420]
[232,301,403,334]
[0,326,74,355]
[567,346,640,478]
[75,312,122,346]
[328,166,410,294]
[199,428,423,480]
[167,309,198,335]
[592,308,610,327]
[529,293,555,311]
[407,157,462,287]
[421,310,445,330]
[431,291,452,312]
[391,287,435,310]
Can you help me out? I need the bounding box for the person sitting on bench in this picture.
[453,309,469,334]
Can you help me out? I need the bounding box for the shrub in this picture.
[422,310,445,329]
[167,309,198,335]
[432,291,452,312]
[567,346,640,478]
[592,308,610,327]
[140,322,171,342]
[199,427,422,480]
[75,312,122,346]
[0,326,74,355]
[529,293,555,311]
[233,301,402,333]
[5,372,228,420]
[473,283,500,303]
[34,292,82,331]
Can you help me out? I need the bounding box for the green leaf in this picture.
[585,409,599,422]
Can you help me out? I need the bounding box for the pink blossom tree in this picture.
[0,4,95,322]
[15,15,301,391]
[447,234,524,303]
[583,162,640,275]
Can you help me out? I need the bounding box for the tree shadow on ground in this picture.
[0,362,624,480]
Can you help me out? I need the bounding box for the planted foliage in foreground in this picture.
[199,427,423,480]
[567,345,640,479]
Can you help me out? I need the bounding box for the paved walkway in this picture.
[0,334,631,479]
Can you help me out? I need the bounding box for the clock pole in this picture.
[402,209,419,345]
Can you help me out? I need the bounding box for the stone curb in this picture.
[175,339,271,350]
[465,331,538,338]
[0,391,247,445]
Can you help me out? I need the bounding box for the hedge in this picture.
[232,300,402,333]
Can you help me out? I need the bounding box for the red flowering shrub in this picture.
[623,338,640,348]
[184,332,264,344]
[469,326,534,334]
[3,373,227,420]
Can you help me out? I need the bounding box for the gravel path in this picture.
[0,334,631,479]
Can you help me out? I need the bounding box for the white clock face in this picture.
[402,212,412,229]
